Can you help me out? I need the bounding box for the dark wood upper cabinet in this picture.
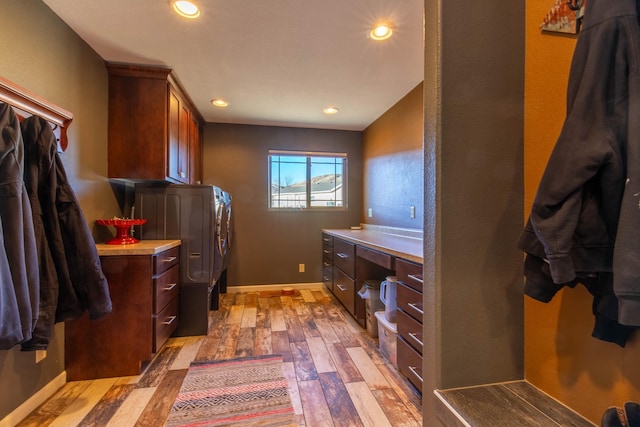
[107,64,203,184]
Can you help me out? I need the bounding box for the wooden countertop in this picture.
[322,227,423,264]
[96,240,181,256]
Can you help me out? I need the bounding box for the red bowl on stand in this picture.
[96,218,147,245]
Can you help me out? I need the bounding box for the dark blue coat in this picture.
[19,115,112,351]
[0,103,39,349]
[518,0,640,342]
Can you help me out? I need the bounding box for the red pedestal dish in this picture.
[96,218,147,245]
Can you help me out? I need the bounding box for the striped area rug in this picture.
[165,355,296,427]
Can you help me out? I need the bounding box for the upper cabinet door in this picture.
[167,86,189,184]
[107,63,203,184]
[189,113,202,184]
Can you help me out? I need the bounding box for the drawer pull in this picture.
[323,261,331,267]
[323,237,331,242]
[163,256,177,263]
[323,249,331,255]
[408,273,424,283]
[163,315,177,325]
[408,332,424,347]
[408,302,424,315]
[336,284,348,291]
[408,365,423,382]
[323,276,331,281]
[337,253,349,259]
[164,283,178,291]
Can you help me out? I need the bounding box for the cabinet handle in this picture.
[408,302,424,315]
[408,332,424,347]
[164,256,177,263]
[408,273,424,284]
[323,276,331,281]
[337,253,349,259]
[323,237,330,242]
[336,284,347,291]
[323,261,331,267]
[164,283,178,291]
[323,249,331,255]
[408,365,423,382]
[163,315,177,325]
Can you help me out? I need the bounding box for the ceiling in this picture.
[42,0,424,131]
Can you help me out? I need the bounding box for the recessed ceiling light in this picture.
[369,23,393,41]
[211,98,229,108]
[323,106,339,115]
[172,0,200,19]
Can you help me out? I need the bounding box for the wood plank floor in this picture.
[17,289,423,426]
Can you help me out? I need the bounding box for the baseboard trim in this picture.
[227,282,324,293]
[0,371,66,427]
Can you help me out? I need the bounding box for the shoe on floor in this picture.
[625,402,640,427]
[601,406,627,427]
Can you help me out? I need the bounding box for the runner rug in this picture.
[165,354,296,427]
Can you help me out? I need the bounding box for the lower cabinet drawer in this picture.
[397,309,424,355]
[154,246,180,275]
[397,282,424,323]
[322,265,333,291]
[153,297,178,353]
[396,258,423,292]
[333,239,355,277]
[333,267,355,315]
[398,336,423,394]
[154,265,179,313]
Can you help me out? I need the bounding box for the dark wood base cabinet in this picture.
[65,247,179,380]
[322,233,394,328]
[396,258,424,394]
[321,231,424,394]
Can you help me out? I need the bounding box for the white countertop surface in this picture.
[96,239,181,256]
[322,227,423,264]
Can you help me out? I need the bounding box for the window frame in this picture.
[268,150,347,211]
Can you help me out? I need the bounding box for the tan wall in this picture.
[202,124,363,286]
[363,83,423,229]
[0,0,119,420]
[524,1,640,423]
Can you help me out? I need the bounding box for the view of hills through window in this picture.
[269,153,346,209]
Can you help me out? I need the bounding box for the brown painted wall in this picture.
[202,124,362,286]
[524,1,640,423]
[0,0,120,419]
[363,83,423,229]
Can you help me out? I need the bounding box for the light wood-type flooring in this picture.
[17,289,423,426]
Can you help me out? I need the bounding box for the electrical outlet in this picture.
[299,263,305,273]
[368,208,373,217]
[35,350,47,363]
[410,206,416,218]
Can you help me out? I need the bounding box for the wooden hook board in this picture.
[0,76,73,152]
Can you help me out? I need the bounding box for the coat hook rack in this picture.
[0,76,73,152]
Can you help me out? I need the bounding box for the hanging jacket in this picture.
[19,115,112,350]
[518,0,640,338]
[612,1,640,327]
[0,103,39,350]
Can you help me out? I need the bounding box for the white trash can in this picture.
[375,310,397,367]
[357,280,384,337]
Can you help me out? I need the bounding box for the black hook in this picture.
[567,0,582,11]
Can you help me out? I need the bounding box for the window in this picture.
[269,150,346,209]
